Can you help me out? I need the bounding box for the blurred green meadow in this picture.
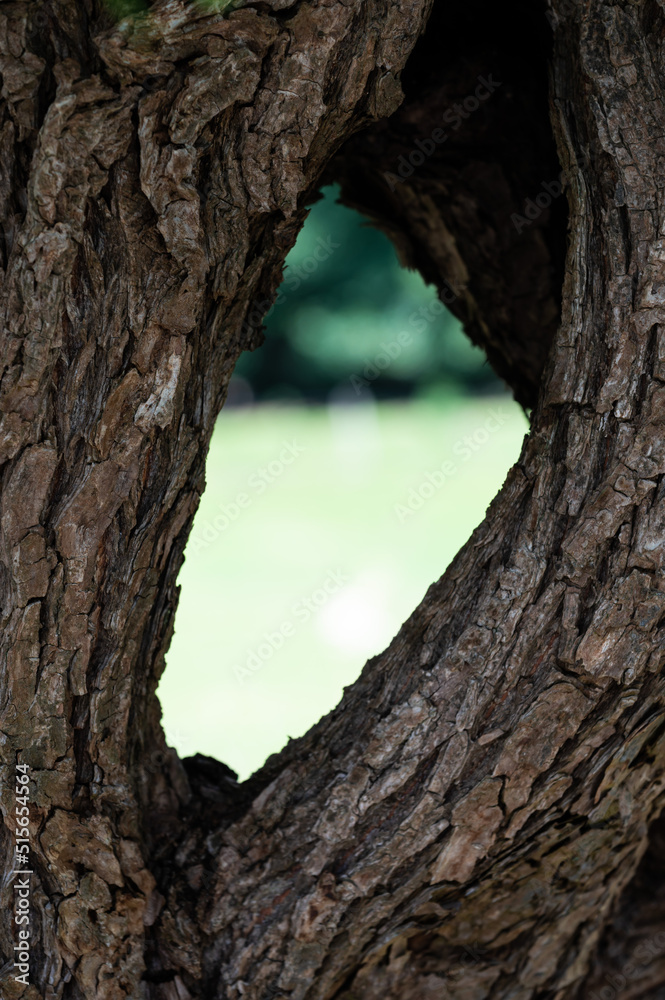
[158,187,529,780]
[160,401,527,779]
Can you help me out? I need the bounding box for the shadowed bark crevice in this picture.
[326,0,567,410]
[579,809,665,999]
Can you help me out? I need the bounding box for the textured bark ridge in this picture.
[2,0,665,999]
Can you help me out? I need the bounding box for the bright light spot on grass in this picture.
[318,571,394,657]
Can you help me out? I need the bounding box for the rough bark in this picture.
[2,1,665,999]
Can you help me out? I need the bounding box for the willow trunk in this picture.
[2,1,665,999]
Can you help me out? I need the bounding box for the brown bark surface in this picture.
[2,1,665,999]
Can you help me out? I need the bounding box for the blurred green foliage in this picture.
[235,186,501,403]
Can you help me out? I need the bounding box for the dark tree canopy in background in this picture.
[2,1,665,999]
[232,185,503,403]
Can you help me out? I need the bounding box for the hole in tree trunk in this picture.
[158,188,528,780]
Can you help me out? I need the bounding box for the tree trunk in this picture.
[2,1,665,999]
